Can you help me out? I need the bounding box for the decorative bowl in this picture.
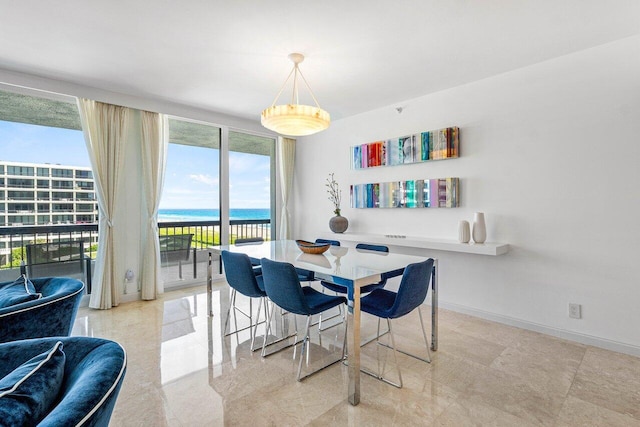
[295,240,330,255]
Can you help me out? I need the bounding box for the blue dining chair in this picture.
[320,243,403,295]
[234,237,264,275]
[315,238,341,246]
[221,250,269,351]
[260,257,347,381]
[359,258,434,388]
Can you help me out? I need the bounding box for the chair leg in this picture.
[361,318,403,388]
[387,319,403,387]
[376,308,431,363]
[261,301,275,357]
[249,297,262,352]
[296,311,346,382]
[261,302,300,358]
[316,293,343,331]
[223,288,236,335]
[360,315,390,347]
[251,297,270,352]
[297,316,312,381]
[224,289,266,340]
[417,306,432,363]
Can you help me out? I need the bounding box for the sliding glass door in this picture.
[161,120,275,287]
[228,130,275,243]
[161,119,221,286]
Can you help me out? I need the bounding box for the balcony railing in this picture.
[0,218,271,291]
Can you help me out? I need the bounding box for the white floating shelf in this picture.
[319,232,509,256]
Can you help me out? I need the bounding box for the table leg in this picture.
[207,252,213,317]
[347,281,361,405]
[431,259,438,351]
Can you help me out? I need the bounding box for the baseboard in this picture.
[120,292,141,303]
[438,300,640,358]
[78,291,141,306]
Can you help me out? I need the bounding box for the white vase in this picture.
[472,212,486,243]
[458,220,470,243]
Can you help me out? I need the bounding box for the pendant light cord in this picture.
[268,62,323,109]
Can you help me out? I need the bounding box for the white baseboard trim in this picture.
[79,291,141,306]
[120,292,141,303]
[439,301,640,358]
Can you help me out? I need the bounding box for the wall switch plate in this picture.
[569,303,582,319]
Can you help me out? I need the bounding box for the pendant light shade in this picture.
[261,53,330,137]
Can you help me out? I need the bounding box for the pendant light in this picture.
[261,53,330,137]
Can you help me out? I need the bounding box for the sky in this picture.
[0,120,271,209]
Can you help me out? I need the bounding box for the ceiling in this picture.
[1,1,638,124]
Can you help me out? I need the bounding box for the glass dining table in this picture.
[207,239,438,405]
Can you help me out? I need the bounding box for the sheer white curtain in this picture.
[140,111,168,300]
[278,136,296,239]
[77,99,130,309]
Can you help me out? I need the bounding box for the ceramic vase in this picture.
[472,212,486,243]
[458,220,470,243]
[329,215,349,233]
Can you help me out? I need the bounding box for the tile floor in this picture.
[72,282,640,426]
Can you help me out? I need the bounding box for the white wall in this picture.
[292,36,640,354]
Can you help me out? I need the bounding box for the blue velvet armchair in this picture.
[0,336,126,426]
[0,277,85,343]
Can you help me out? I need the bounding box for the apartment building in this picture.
[0,160,97,227]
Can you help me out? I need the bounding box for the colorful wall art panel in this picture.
[351,127,459,169]
[350,178,459,209]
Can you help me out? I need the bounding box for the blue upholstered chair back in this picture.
[221,251,265,297]
[260,258,310,315]
[315,239,340,246]
[355,243,389,252]
[0,277,84,343]
[355,244,403,281]
[391,259,434,318]
[0,336,126,427]
[234,237,264,245]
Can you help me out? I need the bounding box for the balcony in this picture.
[0,218,271,291]
[7,210,35,214]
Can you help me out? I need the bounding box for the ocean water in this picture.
[158,208,270,222]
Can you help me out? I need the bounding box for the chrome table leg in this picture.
[431,259,438,351]
[347,279,363,405]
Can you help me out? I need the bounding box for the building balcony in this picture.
[7,210,35,214]
[0,218,271,292]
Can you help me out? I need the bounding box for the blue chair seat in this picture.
[301,287,345,313]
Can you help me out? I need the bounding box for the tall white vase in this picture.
[458,220,470,243]
[472,212,486,243]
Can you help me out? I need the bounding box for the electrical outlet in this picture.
[569,303,582,319]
